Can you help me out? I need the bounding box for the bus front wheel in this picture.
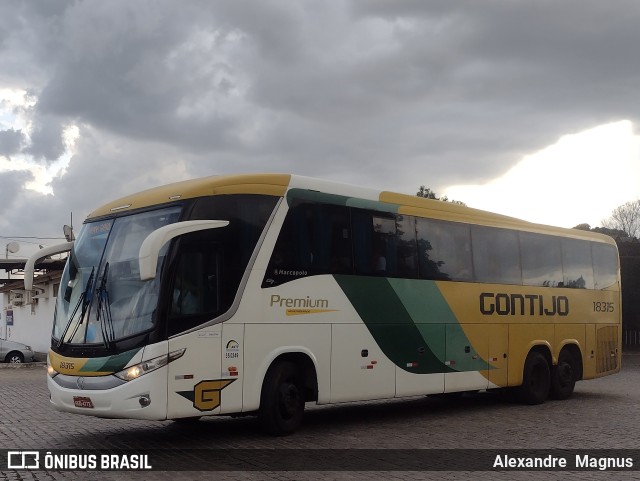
[517,351,550,405]
[258,361,305,436]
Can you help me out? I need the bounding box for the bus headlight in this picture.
[114,348,186,382]
[47,364,59,378]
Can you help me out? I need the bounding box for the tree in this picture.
[572,223,628,238]
[602,200,640,239]
[573,223,592,231]
[416,186,466,206]
[593,226,630,238]
[416,186,437,199]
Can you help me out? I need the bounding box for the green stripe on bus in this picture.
[79,348,141,374]
[335,276,492,373]
[388,278,492,370]
[387,278,457,323]
[333,275,452,374]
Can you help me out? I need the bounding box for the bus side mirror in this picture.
[138,220,229,281]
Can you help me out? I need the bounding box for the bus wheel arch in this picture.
[517,346,552,405]
[258,353,318,436]
[551,344,582,400]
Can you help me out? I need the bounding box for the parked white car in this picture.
[0,339,35,363]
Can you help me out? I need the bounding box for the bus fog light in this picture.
[139,395,151,408]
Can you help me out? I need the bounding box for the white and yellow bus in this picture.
[26,174,621,435]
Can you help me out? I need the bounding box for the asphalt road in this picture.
[1,355,640,480]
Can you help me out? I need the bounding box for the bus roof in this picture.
[87,174,292,218]
[86,173,616,246]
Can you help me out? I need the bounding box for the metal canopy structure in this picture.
[0,258,66,287]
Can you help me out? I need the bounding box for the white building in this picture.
[1,259,64,358]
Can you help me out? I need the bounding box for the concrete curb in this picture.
[0,362,47,369]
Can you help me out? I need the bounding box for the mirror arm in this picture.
[24,241,74,291]
[138,220,229,281]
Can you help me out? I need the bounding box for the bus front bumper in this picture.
[47,368,168,420]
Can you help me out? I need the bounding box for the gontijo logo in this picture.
[269,294,338,316]
[480,292,569,317]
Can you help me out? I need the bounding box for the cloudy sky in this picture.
[1,1,640,256]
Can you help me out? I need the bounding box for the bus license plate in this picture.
[73,396,95,408]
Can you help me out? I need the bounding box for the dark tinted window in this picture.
[592,243,619,290]
[351,210,390,276]
[472,226,522,285]
[265,202,352,286]
[562,239,594,289]
[168,194,278,334]
[417,218,472,281]
[262,198,615,292]
[190,194,278,271]
[351,210,418,278]
[169,240,222,329]
[396,215,419,278]
[520,232,563,287]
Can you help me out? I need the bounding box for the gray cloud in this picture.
[0,129,26,157]
[24,114,67,161]
[0,0,639,242]
[0,170,34,214]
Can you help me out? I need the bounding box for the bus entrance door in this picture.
[166,325,223,419]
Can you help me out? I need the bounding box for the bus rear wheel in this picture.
[259,361,305,436]
[550,350,576,400]
[517,351,550,405]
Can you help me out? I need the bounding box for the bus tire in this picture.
[550,350,576,400]
[517,351,550,405]
[258,361,304,436]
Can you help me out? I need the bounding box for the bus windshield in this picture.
[54,207,182,346]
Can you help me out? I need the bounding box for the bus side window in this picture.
[592,243,618,290]
[562,239,595,289]
[396,215,418,278]
[171,253,203,316]
[520,232,563,287]
[168,240,221,335]
[417,218,472,282]
[352,209,398,277]
[265,201,352,286]
[471,225,522,285]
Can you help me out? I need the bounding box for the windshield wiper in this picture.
[58,267,95,349]
[95,262,115,351]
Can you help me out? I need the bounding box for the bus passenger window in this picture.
[352,210,397,277]
[520,232,563,287]
[417,219,472,282]
[264,202,352,287]
[592,243,619,290]
[562,239,595,289]
[395,215,418,278]
[471,226,522,285]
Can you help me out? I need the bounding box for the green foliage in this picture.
[416,186,466,206]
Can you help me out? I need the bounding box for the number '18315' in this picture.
[593,302,614,313]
